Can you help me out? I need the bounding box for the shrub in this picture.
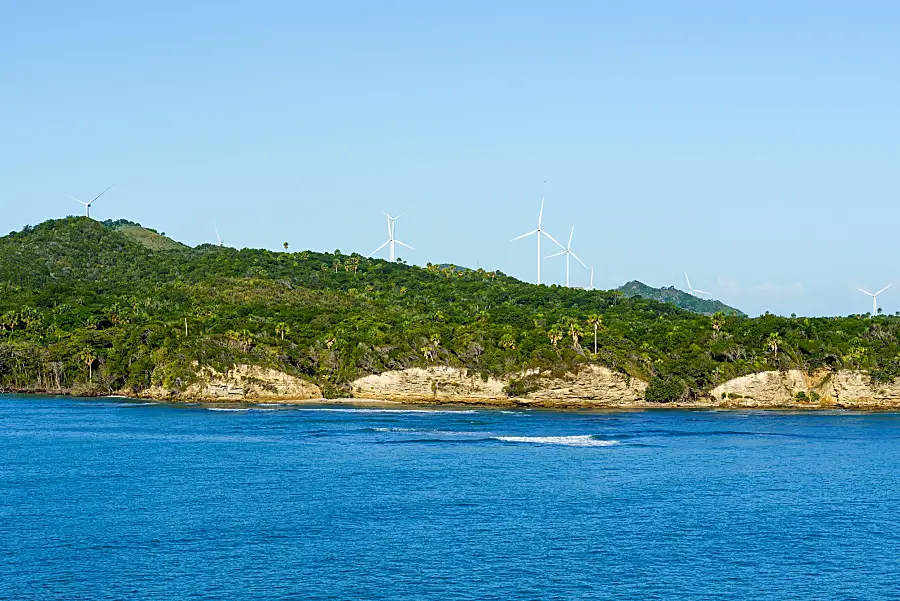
[645,377,686,403]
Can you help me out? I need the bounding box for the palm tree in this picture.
[80,348,96,382]
[711,312,725,338]
[548,325,564,348]
[275,322,290,341]
[567,319,583,348]
[499,333,516,350]
[767,332,782,359]
[586,314,603,354]
[283,242,289,251]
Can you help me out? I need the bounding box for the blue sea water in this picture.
[1,396,899,600]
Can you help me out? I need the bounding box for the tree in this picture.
[586,314,603,354]
[80,348,96,382]
[711,312,725,338]
[767,332,782,359]
[499,333,516,350]
[283,242,289,251]
[567,319,583,348]
[275,322,290,341]
[548,325,563,348]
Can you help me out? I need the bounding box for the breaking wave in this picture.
[493,435,618,447]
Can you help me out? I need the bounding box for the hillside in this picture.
[102,219,188,251]
[0,217,899,402]
[617,280,745,316]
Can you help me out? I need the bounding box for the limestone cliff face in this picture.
[142,364,322,401]
[351,364,646,407]
[352,366,507,403]
[518,365,647,406]
[709,369,900,408]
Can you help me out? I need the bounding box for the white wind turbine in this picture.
[856,284,891,317]
[214,227,224,247]
[510,198,564,285]
[685,272,711,297]
[546,226,587,287]
[69,185,113,219]
[370,212,414,262]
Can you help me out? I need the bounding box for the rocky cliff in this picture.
[709,369,900,409]
[141,364,322,402]
[351,364,647,407]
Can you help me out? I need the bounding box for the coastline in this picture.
[4,388,900,412]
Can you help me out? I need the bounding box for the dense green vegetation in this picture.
[617,280,744,316]
[2,218,900,401]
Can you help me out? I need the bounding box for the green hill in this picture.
[101,219,188,251]
[0,217,898,401]
[617,280,745,316]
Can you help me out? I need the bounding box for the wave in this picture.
[206,407,250,412]
[292,408,480,415]
[372,427,490,436]
[493,435,618,447]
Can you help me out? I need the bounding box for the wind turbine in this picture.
[587,266,595,291]
[545,226,587,287]
[69,185,113,219]
[685,272,711,297]
[370,212,414,262]
[510,198,564,285]
[856,284,891,317]
[214,227,224,247]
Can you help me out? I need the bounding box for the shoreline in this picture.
[4,388,900,412]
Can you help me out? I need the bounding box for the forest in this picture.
[1,217,899,400]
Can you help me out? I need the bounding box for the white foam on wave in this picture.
[494,435,618,447]
[206,407,250,412]
[373,427,489,436]
[295,408,480,415]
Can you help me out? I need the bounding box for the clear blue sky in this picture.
[2,1,899,316]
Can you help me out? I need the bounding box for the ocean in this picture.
[1,395,898,599]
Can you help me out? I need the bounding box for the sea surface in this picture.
[1,395,899,600]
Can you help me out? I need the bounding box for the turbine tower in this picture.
[69,185,113,219]
[856,284,891,317]
[685,272,711,297]
[587,266,595,291]
[545,226,587,287]
[370,212,413,262]
[510,198,564,285]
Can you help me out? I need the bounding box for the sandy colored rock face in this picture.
[519,365,647,406]
[352,366,507,403]
[351,364,647,407]
[709,369,900,409]
[142,364,321,401]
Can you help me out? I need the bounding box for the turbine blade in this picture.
[69,196,88,205]
[538,198,544,227]
[395,240,415,250]
[876,284,892,296]
[89,185,113,204]
[567,226,574,249]
[570,251,587,268]
[684,272,692,291]
[856,287,874,296]
[510,229,538,242]
[693,289,711,295]
[370,241,390,256]
[545,250,567,259]
[541,230,565,249]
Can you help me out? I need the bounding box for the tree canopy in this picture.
[1,217,898,400]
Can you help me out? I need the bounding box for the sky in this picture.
[2,0,899,317]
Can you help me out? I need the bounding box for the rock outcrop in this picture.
[517,365,647,407]
[351,365,647,407]
[352,366,507,403]
[142,364,322,402]
[710,369,900,409]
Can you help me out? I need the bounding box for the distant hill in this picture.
[102,219,188,251]
[617,280,745,316]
